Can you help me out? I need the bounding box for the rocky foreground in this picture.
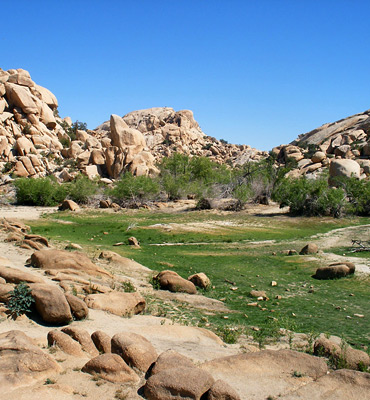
[0,215,369,399]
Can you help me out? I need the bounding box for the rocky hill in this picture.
[0,68,267,183]
[1,67,369,185]
[272,109,370,179]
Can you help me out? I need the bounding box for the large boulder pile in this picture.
[0,68,267,184]
[273,109,370,180]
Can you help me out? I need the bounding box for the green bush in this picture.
[14,177,67,206]
[7,282,35,318]
[108,173,160,204]
[335,177,370,216]
[272,177,347,217]
[66,174,99,204]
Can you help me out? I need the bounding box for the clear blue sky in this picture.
[2,1,370,150]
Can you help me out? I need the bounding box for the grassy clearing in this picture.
[30,209,370,347]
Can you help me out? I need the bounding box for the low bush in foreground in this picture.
[7,282,35,318]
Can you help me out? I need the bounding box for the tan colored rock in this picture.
[128,236,140,247]
[47,330,84,356]
[39,102,56,129]
[329,262,355,274]
[201,349,328,400]
[58,199,80,211]
[89,149,105,165]
[314,337,370,370]
[64,293,89,320]
[250,290,267,299]
[84,291,145,316]
[82,353,139,383]
[144,366,215,400]
[155,270,197,294]
[4,82,38,114]
[150,349,195,376]
[15,136,36,156]
[61,327,99,357]
[314,264,350,279]
[329,159,361,180]
[33,84,58,109]
[84,164,100,179]
[0,283,14,302]
[30,283,73,324]
[67,141,83,158]
[282,369,370,400]
[91,330,111,353]
[13,160,28,177]
[188,272,211,289]
[0,330,61,393]
[19,156,36,175]
[30,249,112,278]
[110,114,146,150]
[24,234,49,247]
[300,243,318,255]
[111,332,158,372]
[0,266,44,284]
[207,379,241,400]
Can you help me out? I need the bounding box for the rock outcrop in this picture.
[0,330,61,393]
[0,68,267,183]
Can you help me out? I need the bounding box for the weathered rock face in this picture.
[61,326,99,357]
[30,249,112,278]
[111,332,158,372]
[144,366,215,400]
[30,283,73,324]
[84,291,145,316]
[64,293,89,320]
[47,329,84,356]
[201,349,328,400]
[155,270,197,294]
[0,330,61,393]
[91,330,111,354]
[82,353,139,383]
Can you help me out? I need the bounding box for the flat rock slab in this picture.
[0,265,44,284]
[84,291,145,316]
[30,249,112,278]
[201,349,328,400]
[82,353,139,383]
[281,369,370,400]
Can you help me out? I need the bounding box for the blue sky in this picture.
[2,1,370,150]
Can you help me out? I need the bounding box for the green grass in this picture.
[30,209,370,347]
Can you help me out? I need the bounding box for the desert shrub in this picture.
[159,154,230,200]
[58,120,87,142]
[14,177,67,206]
[7,282,35,318]
[334,177,370,216]
[108,173,160,204]
[272,177,347,217]
[2,162,13,174]
[224,158,277,205]
[66,174,99,204]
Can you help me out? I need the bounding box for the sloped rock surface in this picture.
[0,330,61,392]
[82,353,139,383]
[201,349,328,400]
[111,332,158,372]
[30,249,112,278]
